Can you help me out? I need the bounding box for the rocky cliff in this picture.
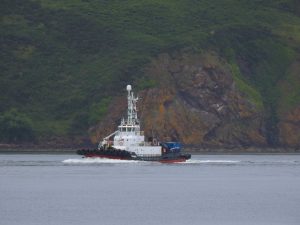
[278,60,300,148]
[279,106,300,148]
[2,0,300,150]
[90,52,270,148]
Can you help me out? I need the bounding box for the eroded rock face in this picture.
[277,60,300,148]
[90,52,267,148]
[140,52,266,147]
[279,106,300,148]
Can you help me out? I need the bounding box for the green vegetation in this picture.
[88,97,111,125]
[230,63,263,110]
[278,62,300,114]
[0,109,35,143]
[1,0,300,144]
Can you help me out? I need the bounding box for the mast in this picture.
[126,85,139,125]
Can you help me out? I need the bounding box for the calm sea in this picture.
[0,153,299,225]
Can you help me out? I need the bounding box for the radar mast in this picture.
[126,85,139,125]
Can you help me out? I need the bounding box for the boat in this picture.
[77,85,191,163]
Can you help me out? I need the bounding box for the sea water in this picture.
[0,153,299,225]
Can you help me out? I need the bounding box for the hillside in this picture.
[1,0,300,149]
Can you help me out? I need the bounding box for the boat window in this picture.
[128,127,132,132]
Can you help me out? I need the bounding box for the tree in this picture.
[0,109,35,143]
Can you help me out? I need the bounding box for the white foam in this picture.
[62,158,241,165]
[62,157,141,164]
[182,159,240,164]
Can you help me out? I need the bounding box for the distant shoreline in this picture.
[0,147,299,155]
[0,148,76,154]
[186,147,300,154]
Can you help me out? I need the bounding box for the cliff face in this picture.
[2,1,300,149]
[277,60,300,148]
[279,106,300,147]
[90,52,268,148]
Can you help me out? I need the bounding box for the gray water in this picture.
[0,154,300,225]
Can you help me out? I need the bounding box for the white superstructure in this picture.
[99,85,161,157]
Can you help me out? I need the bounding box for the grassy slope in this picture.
[1,0,300,144]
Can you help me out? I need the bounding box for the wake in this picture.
[62,158,240,165]
[183,159,240,164]
[62,158,299,166]
[62,158,141,164]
